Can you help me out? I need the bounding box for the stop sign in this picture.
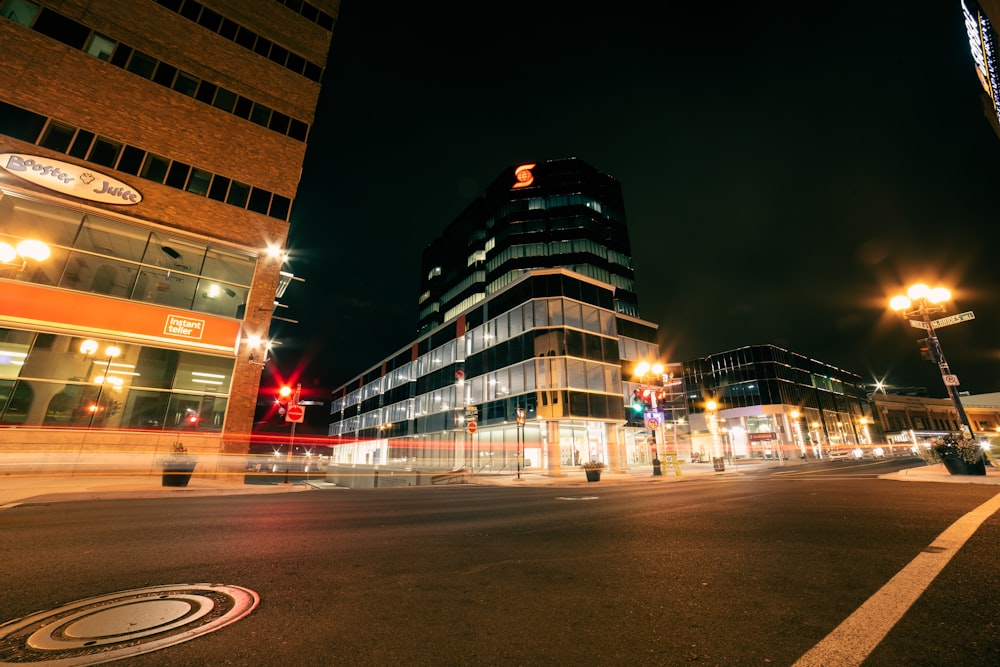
[468,421,478,434]
[286,404,305,423]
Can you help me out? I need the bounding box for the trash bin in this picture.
[712,457,725,472]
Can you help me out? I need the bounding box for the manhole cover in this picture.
[0,584,258,666]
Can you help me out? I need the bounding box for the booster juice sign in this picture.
[0,153,143,205]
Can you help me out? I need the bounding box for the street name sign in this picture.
[908,311,974,330]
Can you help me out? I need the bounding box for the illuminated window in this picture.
[84,32,116,61]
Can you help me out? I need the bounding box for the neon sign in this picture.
[512,163,535,189]
[962,0,1000,126]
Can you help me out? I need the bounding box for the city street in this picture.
[1,460,998,666]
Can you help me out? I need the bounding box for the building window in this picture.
[1,0,40,26]
[38,121,75,153]
[84,32,116,60]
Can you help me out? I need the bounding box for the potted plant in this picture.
[581,460,605,482]
[917,433,986,476]
[161,442,197,487]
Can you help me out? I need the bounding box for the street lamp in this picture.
[515,404,525,480]
[889,283,975,439]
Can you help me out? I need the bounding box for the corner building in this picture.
[0,1,337,462]
[328,160,662,480]
[328,268,660,480]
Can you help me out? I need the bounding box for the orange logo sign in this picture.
[512,163,536,189]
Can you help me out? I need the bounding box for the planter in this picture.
[939,451,986,476]
[584,469,601,482]
[161,460,197,487]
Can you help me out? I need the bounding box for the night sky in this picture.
[271,1,1000,399]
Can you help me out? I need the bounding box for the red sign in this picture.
[286,404,305,423]
[512,163,535,188]
[468,421,478,434]
[749,432,776,441]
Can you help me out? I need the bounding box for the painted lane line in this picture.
[793,490,1000,667]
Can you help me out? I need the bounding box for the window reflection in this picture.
[0,329,232,431]
[0,192,254,319]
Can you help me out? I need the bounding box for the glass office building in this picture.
[327,268,661,478]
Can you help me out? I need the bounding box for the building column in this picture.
[606,422,625,472]
[546,421,564,477]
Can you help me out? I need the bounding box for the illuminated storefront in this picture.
[682,345,872,461]
[0,1,338,466]
[0,188,250,432]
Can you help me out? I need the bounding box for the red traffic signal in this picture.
[276,385,292,414]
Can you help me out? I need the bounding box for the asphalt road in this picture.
[1,459,998,666]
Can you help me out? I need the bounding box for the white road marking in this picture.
[793,490,1000,667]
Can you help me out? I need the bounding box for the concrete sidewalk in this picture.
[1,459,997,508]
[0,472,310,508]
[470,458,1000,487]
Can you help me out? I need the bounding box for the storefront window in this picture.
[0,191,254,318]
[0,329,232,431]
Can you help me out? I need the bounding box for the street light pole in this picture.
[890,284,975,439]
[515,404,525,480]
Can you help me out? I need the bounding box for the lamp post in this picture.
[515,404,525,480]
[633,360,665,475]
[889,283,975,439]
[790,409,804,459]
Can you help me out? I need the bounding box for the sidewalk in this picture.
[1,459,997,508]
[469,458,1000,487]
[0,472,309,508]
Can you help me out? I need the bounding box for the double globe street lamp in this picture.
[889,283,975,439]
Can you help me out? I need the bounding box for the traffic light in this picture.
[631,389,644,413]
[641,388,655,409]
[917,338,932,361]
[277,385,292,416]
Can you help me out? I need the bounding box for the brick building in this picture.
[0,0,338,467]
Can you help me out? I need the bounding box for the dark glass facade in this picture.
[417,158,638,335]
[681,345,872,459]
